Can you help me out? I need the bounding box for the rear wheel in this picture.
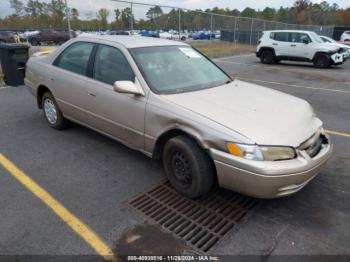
[163,136,215,198]
[57,38,65,45]
[260,50,275,64]
[42,92,67,130]
[313,54,330,68]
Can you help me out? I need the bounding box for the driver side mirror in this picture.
[113,81,143,96]
[302,38,310,44]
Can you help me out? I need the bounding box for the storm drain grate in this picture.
[128,181,259,253]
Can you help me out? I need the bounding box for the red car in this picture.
[338,40,350,46]
[28,30,71,46]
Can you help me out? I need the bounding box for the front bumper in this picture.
[330,53,343,64]
[210,136,333,199]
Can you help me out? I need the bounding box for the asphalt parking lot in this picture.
[0,54,349,260]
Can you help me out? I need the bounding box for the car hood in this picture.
[162,80,322,147]
[324,42,349,49]
[317,43,341,52]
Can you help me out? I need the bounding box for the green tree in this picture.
[261,7,276,20]
[192,14,204,30]
[241,7,256,18]
[276,7,289,23]
[97,8,109,30]
[146,6,163,22]
[114,9,120,21]
[9,0,24,16]
[121,7,133,29]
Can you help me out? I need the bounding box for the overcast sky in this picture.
[1,0,349,20]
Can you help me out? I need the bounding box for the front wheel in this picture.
[42,92,67,130]
[30,39,40,46]
[163,136,215,198]
[313,54,330,68]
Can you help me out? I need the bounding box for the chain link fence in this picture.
[111,0,335,58]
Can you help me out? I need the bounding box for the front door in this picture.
[84,44,147,150]
[288,32,313,60]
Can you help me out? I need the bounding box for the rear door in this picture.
[271,32,290,56]
[48,41,95,123]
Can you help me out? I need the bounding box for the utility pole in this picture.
[130,2,133,32]
[178,9,181,39]
[65,0,72,39]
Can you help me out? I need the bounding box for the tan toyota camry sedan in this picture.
[24,36,333,199]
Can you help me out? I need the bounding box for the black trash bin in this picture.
[0,43,29,87]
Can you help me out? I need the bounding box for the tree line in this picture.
[0,0,349,31]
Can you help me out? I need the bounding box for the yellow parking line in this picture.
[325,129,350,138]
[0,153,117,262]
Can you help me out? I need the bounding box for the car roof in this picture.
[264,30,314,34]
[77,35,189,48]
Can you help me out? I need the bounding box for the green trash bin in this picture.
[0,43,29,86]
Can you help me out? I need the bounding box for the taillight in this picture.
[257,40,262,44]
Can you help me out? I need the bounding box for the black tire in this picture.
[41,92,67,130]
[57,38,65,45]
[163,136,215,198]
[313,54,330,68]
[30,39,40,46]
[260,49,275,64]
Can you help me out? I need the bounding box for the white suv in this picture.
[256,30,344,68]
[340,31,350,42]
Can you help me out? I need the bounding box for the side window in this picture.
[274,32,289,42]
[269,32,275,39]
[289,33,311,43]
[93,45,135,85]
[54,42,94,76]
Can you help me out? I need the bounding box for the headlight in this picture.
[227,143,296,161]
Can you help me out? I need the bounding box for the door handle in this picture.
[272,43,278,46]
[87,92,96,97]
[291,44,296,47]
[49,78,54,81]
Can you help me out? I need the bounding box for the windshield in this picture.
[321,36,336,43]
[130,46,231,94]
[309,32,323,43]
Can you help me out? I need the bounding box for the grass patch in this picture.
[195,42,255,58]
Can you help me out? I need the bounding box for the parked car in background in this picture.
[257,30,345,68]
[339,40,350,47]
[18,30,40,41]
[159,32,172,39]
[24,35,332,199]
[0,31,15,43]
[192,31,216,40]
[319,35,350,61]
[171,32,187,41]
[340,31,350,42]
[140,31,159,38]
[159,31,187,41]
[28,30,71,46]
[109,30,130,35]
